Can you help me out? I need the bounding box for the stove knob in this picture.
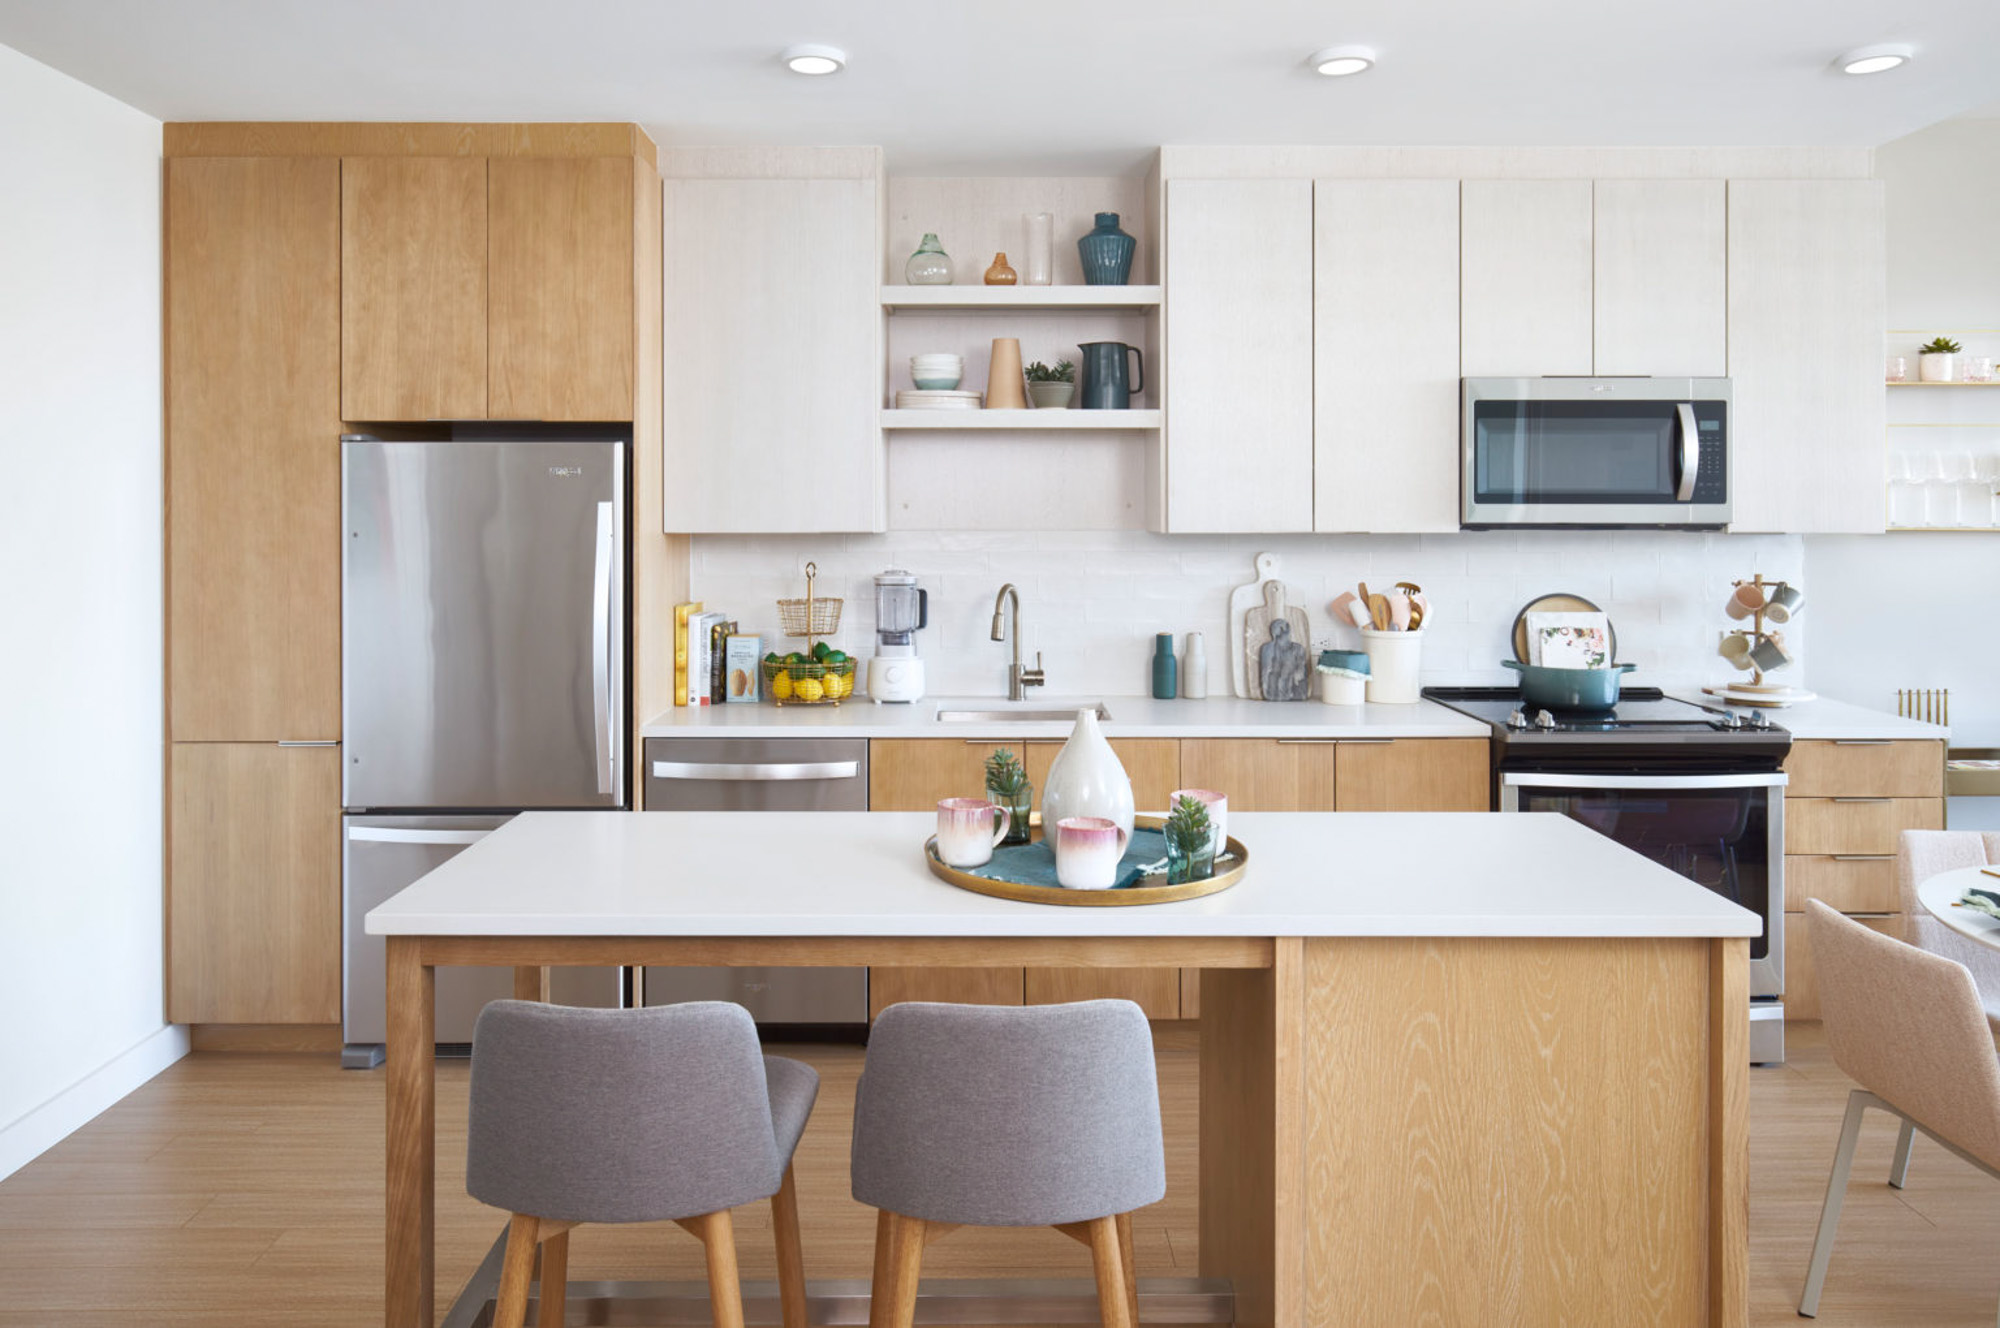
[1506,708,1529,730]
[1719,712,1742,729]
[1534,709,1557,730]
[1748,710,1772,729]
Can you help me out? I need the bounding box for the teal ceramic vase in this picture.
[1077,212,1135,285]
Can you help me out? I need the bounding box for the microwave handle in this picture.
[1675,402,1699,502]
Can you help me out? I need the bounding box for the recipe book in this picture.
[1526,611,1611,668]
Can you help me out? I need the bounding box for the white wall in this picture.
[0,44,180,1177]
[692,530,1803,700]
[1807,118,2000,755]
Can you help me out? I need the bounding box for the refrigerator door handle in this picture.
[592,501,614,796]
[347,826,494,846]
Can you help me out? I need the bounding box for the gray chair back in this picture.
[851,999,1166,1227]
[468,1000,782,1223]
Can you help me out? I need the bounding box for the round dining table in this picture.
[1917,865,2000,950]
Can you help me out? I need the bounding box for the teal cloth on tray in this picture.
[964,827,1169,891]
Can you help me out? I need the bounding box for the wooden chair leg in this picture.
[770,1164,808,1328]
[1114,1211,1139,1325]
[1084,1215,1134,1328]
[868,1209,897,1328]
[537,1227,569,1327]
[493,1214,542,1328]
[681,1210,746,1328]
[886,1212,926,1328]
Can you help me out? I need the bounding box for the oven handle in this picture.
[1500,771,1789,793]
[1675,402,1699,502]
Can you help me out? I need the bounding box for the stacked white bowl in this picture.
[910,354,964,390]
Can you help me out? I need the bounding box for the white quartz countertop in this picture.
[1666,691,1949,741]
[365,810,1760,940]
[640,695,1488,741]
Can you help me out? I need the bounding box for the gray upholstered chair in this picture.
[1799,901,2000,1321]
[467,1000,819,1328]
[852,999,1166,1328]
[1897,829,2000,1021]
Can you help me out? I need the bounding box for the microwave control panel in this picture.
[1691,404,1728,503]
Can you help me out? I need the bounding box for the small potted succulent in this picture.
[1162,793,1215,885]
[984,748,1032,846]
[1920,336,1962,383]
[1024,359,1076,409]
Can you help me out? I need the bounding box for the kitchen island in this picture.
[368,810,1758,1328]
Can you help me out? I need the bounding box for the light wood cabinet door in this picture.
[488,156,633,421]
[1314,179,1461,533]
[661,175,881,532]
[340,156,488,420]
[1593,180,1726,377]
[1460,180,1594,377]
[1784,739,1944,798]
[1177,739,1337,811]
[869,968,1024,1017]
[1164,178,1314,532]
[1725,180,1886,533]
[169,743,341,1024]
[1025,967,1180,1019]
[1334,739,1489,812]
[1783,911,1902,1021]
[868,739,1016,810]
[166,156,342,742]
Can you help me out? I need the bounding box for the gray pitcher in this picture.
[1078,342,1144,410]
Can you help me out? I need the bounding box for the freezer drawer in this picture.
[343,815,617,1063]
[644,737,869,811]
[644,966,869,1025]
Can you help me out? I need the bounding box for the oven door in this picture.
[1462,377,1730,528]
[1500,771,1783,999]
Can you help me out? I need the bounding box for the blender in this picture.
[867,569,929,703]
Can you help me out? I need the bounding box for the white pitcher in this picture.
[1039,708,1135,844]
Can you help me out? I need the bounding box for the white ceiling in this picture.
[2,0,1996,174]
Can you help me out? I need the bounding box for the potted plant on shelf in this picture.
[1920,336,1962,383]
[1024,359,1076,409]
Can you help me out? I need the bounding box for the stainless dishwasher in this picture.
[641,737,870,1029]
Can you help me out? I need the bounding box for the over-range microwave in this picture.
[1461,377,1731,529]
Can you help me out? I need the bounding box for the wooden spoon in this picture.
[1368,593,1392,630]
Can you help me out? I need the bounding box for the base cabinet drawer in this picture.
[1784,854,1899,913]
[1786,797,1942,855]
[1784,739,1944,798]
[1783,910,1903,1021]
[1026,967,1181,1019]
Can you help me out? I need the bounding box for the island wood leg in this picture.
[386,935,435,1328]
[1709,937,1749,1328]
[512,965,550,1002]
[1198,937,1303,1328]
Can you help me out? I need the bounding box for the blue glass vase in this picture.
[1077,212,1135,286]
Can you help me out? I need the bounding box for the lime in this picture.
[812,641,832,662]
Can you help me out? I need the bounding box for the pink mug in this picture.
[936,797,1011,868]
[1054,816,1131,890]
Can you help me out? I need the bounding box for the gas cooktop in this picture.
[1423,686,1791,772]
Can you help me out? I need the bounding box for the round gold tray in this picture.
[924,815,1247,907]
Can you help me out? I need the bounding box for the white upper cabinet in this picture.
[661,171,883,533]
[1460,180,1594,377]
[1314,179,1461,532]
[1725,180,1886,533]
[1593,180,1727,377]
[1164,178,1314,533]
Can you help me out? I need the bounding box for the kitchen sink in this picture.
[935,703,1111,724]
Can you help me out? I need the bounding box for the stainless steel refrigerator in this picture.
[340,435,625,1067]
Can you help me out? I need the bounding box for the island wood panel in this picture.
[1785,854,1899,914]
[165,121,655,163]
[1176,739,1337,812]
[1332,738,1488,812]
[1782,739,1944,798]
[165,155,342,741]
[1781,912,1902,1022]
[168,743,341,1024]
[487,156,633,421]
[340,156,488,420]
[1301,935,1718,1327]
[1708,937,1750,1328]
[1786,797,1943,856]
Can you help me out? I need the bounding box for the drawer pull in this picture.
[1333,739,1393,746]
[1831,740,1893,746]
[1831,854,1895,861]
[1276,739,1342,746]
[1830,797,1891,804]
[1846,912,1898,920]
[650,760,859,782]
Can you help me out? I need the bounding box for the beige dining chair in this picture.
[1799,900,2000,1321]
[1899,831,2000,1021]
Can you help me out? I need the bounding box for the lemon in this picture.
[770,672,794,700]
[824,672,848,699]
[793,677,825,702]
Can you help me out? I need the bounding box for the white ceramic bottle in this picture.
[1039,708,1135,844]
[1182,631,1207,700]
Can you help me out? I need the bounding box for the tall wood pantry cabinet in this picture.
[164,123,668,1032]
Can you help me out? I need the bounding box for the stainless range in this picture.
[1424,686,1789,1064]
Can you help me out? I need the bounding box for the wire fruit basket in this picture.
[766,562,854,705]
[777,561,843,637]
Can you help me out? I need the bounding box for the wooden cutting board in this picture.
[1228,552,1279,698]
[1244,579,1310,700]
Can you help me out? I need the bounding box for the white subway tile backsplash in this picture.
[684,531,1806,699]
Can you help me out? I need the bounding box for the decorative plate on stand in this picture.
[1703,683,1817,708]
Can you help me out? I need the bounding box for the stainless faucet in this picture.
[990,583,1045,701]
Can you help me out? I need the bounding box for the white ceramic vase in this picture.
[1920,353,1956,383]
[1039,708,1135,845]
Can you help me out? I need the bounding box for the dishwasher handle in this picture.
[650,760,861,782]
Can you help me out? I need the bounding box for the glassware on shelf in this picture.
[1885,356,1909,383]
[1022,212,1054,286]
[1975,455,2000,528]
[1933,451,1978,527]
[1886,452,1925,528]
[905,233,954,285]
[983,252,1018,285]
[1965,356,1996,384]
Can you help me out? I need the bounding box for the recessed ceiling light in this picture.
[781,44,846,76]
[1309,45,1376,77]
[1837,42,1913,75]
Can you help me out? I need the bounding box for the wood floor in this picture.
[0,1024,1995,1325]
